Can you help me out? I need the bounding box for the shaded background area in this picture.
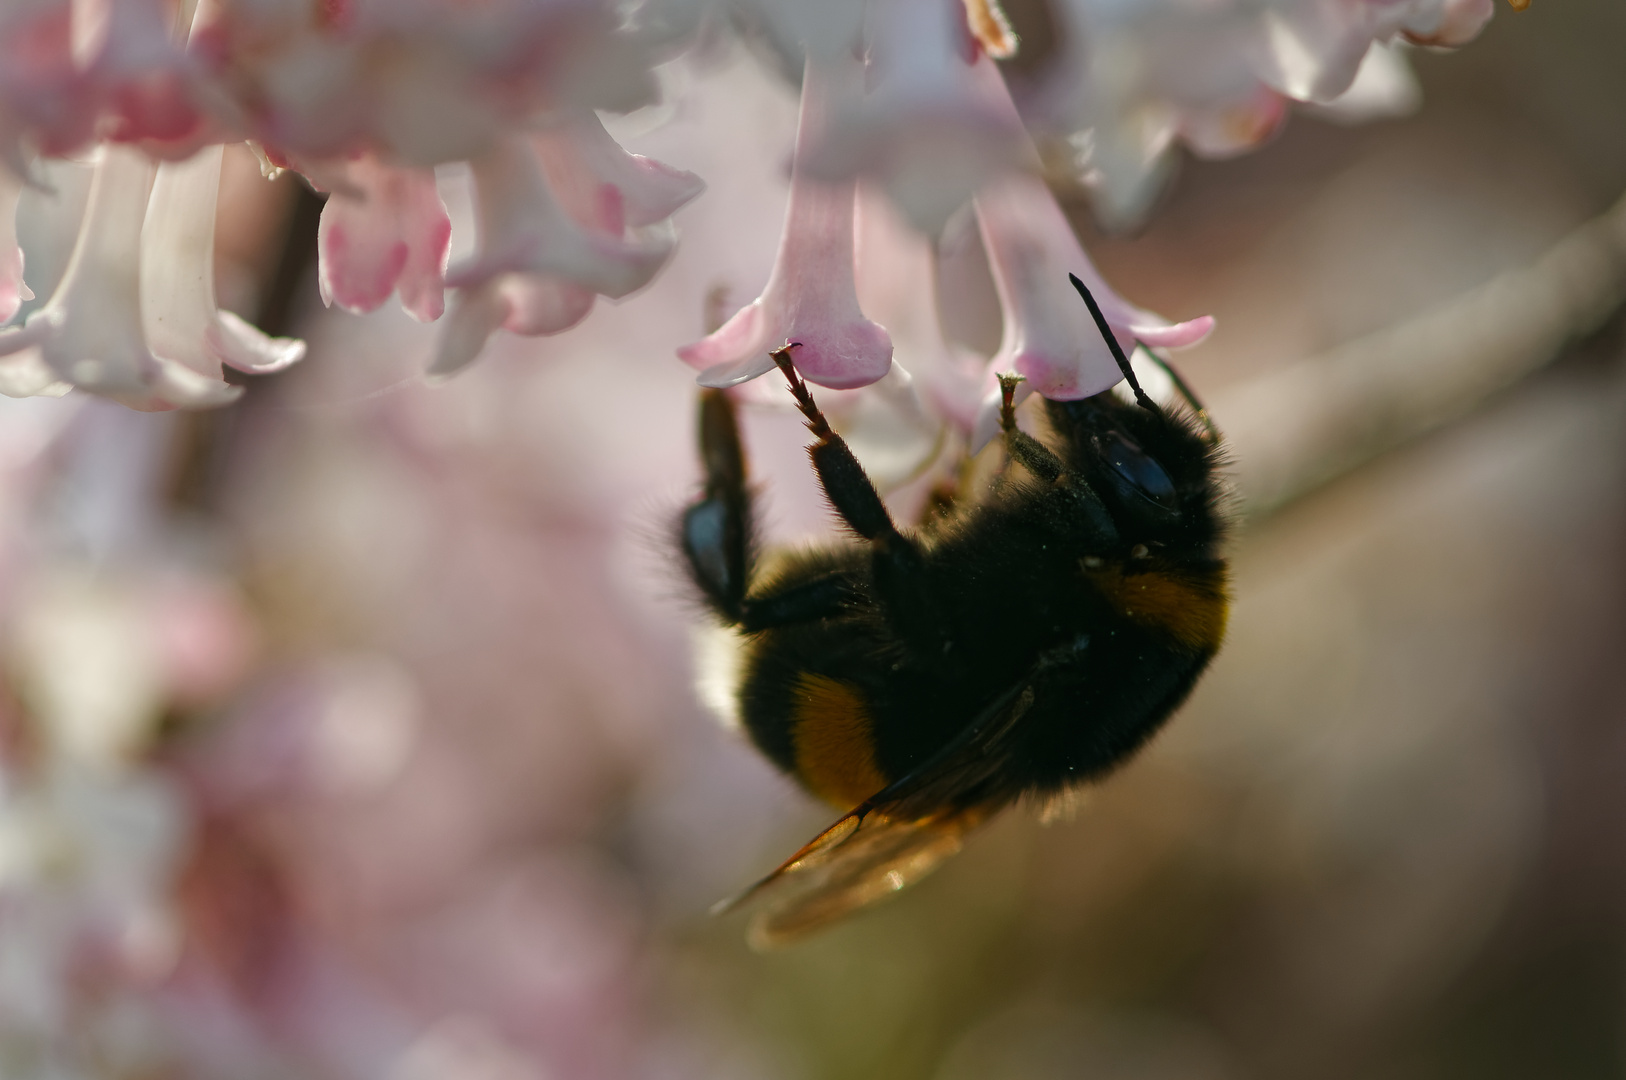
[5,2,1625,1078]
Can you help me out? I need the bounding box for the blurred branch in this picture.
[1217,190,1626,523]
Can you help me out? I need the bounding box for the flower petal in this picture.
[679,54,893,391]
[209,310,307,374]
[447,136,671,299]
[37,145,238,408]
[316,154,451,321]
[802,1,1026,233]
[142,144,307,380]
[555,111,704,228]
[974,165,1211,403]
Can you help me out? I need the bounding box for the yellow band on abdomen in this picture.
[791,673,890,809]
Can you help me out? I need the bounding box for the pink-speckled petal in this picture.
[317,155,451,321]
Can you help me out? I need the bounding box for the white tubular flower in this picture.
[800,0,1025,234]
[0,145,299,409]
[0,166,33,325]
[680,53,893,391]
[142,143,306,377]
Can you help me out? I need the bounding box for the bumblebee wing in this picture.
[725,804,995,948]
[716,672,1045,947]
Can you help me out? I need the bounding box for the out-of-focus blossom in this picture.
[0,144,301,409]
[681,54,894,392]
[799,0,1026,233]
[0,0,96,168]
[0,758,188,1069]
[1035,0,1496,225]
[88,0,211,152]
[143,144,307,377]
[0,0,1500,398]
[431,119,701,376]
[195,0,656,166]
[316,153,453,323]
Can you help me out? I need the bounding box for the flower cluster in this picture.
[1031,0,1497,225]
[0,0,1502,419]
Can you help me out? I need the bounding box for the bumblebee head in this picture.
[1048,275,1228,562]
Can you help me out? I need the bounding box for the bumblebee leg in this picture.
[773,348,944,646]
[682,387,856,630]
[997,374,1066,484]
[740,573,854,631]
[681,389,755,623]
[773,347,908,551]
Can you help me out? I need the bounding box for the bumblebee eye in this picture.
[1101,432,1179,511]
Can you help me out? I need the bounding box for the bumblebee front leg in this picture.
[998,374,1067,484]
[772,348,944,645]
[773,347,909,552]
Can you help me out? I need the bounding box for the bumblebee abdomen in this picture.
[736,623,904,811]
[786,672,891,808]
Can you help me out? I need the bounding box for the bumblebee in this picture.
[681,276,1229,947]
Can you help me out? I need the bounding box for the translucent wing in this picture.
[716,663,1061,948]
[720,804,995,948]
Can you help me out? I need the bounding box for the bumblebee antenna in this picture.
[1068,273,1157,415]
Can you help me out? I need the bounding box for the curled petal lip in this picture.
[1130,315,1215,349]
[443,227,672,300]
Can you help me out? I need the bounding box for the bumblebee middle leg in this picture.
[772,348,946,646]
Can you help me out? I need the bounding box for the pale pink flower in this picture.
[680,53,893,391]
[0,0,97,167]
[969,164,1213,449]
[0,144,302,409]
[431,119,699,376]
[799,0,1026,233]
[86,0,212,153]
[316,153,453,322]
[196,0,655,167]
[1036,0,1496,226]
[142,143,307,377]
